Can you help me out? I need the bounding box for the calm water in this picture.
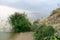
[0,32,11,40]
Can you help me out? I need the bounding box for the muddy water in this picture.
[0,32,11,40]
[0,32,34,40]
[11,32,34,40]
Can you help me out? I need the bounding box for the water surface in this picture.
[0,32,11,40]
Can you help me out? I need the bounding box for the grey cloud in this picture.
[0,0,60,20]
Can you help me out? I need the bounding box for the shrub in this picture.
[32,23,41,31]
[55,33,60,40]
[9,12,32,33]
[34,23,55,40]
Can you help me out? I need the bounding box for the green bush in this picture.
[32,23,41,31]
[55,33,60,40]
[34,23,56,40]
[9,12,32,33]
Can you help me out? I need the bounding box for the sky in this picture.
[0,0,60,20]
[0,0,60,31]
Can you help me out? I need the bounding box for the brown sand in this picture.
[11,32,34,40]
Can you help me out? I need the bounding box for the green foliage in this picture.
[32,23,46,31]
[9,12,32,33]
[50,36,58,40]
[32,23,41,31]
[34,23,55,40]
[55,33,60,40]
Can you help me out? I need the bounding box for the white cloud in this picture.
[0,5,34,32]
[0,5,32,19]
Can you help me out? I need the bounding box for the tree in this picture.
[34,23,55,40]
[9,12,32,33]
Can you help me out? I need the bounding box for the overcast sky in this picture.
[0,0,60,20]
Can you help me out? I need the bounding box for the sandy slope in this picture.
[10,32,34,40]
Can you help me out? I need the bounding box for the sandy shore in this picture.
[10,32,34,40]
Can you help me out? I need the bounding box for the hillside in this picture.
[37,8,60,25]
[46,8,60,25]
[36,8,60,33]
